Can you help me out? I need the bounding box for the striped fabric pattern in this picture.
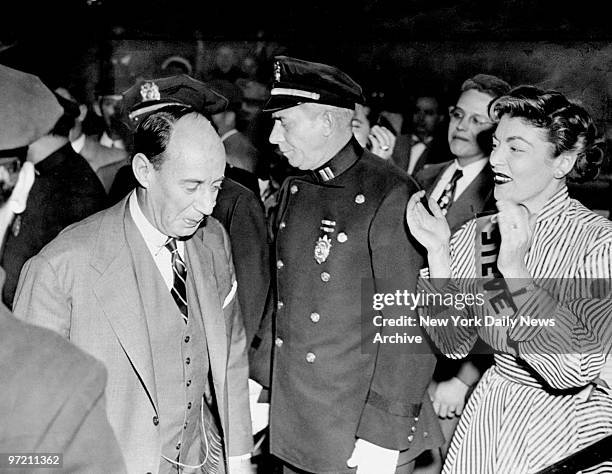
[165,238,188,323]
[420,187,612,473]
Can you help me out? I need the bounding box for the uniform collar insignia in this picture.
[313,137,361,183]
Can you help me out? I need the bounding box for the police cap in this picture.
[121,74,229,128]
[263,56,364,113]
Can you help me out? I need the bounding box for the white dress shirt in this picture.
[129,191,184,291]
[70,133,86,154]
[407,135,432,175]
[100,131,125,150]
[431,157,488,203]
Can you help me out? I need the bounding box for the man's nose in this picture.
[193,189,216,216]
[269,121,282,144]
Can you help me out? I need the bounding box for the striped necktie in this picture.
[165,238,188,323]
[437,168,463,216]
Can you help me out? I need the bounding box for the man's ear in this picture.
[92,101,102,117]
[132,153,153,188]
[322,110,334,137]
[554,151,578,179]
[78,104,88,123]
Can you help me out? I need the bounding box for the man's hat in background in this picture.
[121,74,229,129]
[161,55,193,76]
[207,79,242,113]
[263,56,365,113]
[0,64,64,150]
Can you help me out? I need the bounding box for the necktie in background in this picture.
[437,169,463,215]
[165,238,188,323]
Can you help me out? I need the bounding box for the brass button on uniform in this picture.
[310,312,320,323]
[355,194,365,204]
[411,426,417,433]
[277,260,284,269]
[320,272,330,282]
[423,431,429,438]
[275,337,284,347]
[306,352,316,363]
[152,415,159,426]
[408,435,414,442]
[337,232,348,243]
[414,417,419,422]
[290,184,298,194]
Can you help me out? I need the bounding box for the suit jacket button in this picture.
[184,335,190,343]
[187,402,192,409]
[275,337,284,347]
[414,417,419,422]
[310,312,320,323]
[277,259,284,269]
[186,379,191,387]
[277,301,284,310]
[408,435,414,442]
[185,357,191,365]
[290,184,298,194]
[279,221,286,229]
[152,416,159,426]
[320,272,330,282]
[306,352,316,363]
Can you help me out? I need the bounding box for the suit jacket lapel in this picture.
[91,197,159,413]
[185,232,228,409]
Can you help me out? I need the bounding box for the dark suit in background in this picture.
[212,177,270,346]
[415,161,495,234]
[1,143,106,307]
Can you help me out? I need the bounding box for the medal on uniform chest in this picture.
[314,219,336,264]
[314,235,332,264]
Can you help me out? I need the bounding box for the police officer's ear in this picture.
[132,152,154,189]
[321,110,335,138]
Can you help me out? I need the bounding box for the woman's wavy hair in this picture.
[489,85,604,182]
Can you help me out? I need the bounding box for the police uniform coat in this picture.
[12,196,253,474]
[0,271,126,473]
[265,138,443,473]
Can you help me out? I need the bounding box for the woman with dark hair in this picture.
[406,85,612,473]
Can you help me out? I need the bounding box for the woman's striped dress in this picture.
[419,187,612,473]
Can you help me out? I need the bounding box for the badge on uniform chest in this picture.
[314,219,336,264]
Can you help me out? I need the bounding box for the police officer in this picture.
[253,56,443,474]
